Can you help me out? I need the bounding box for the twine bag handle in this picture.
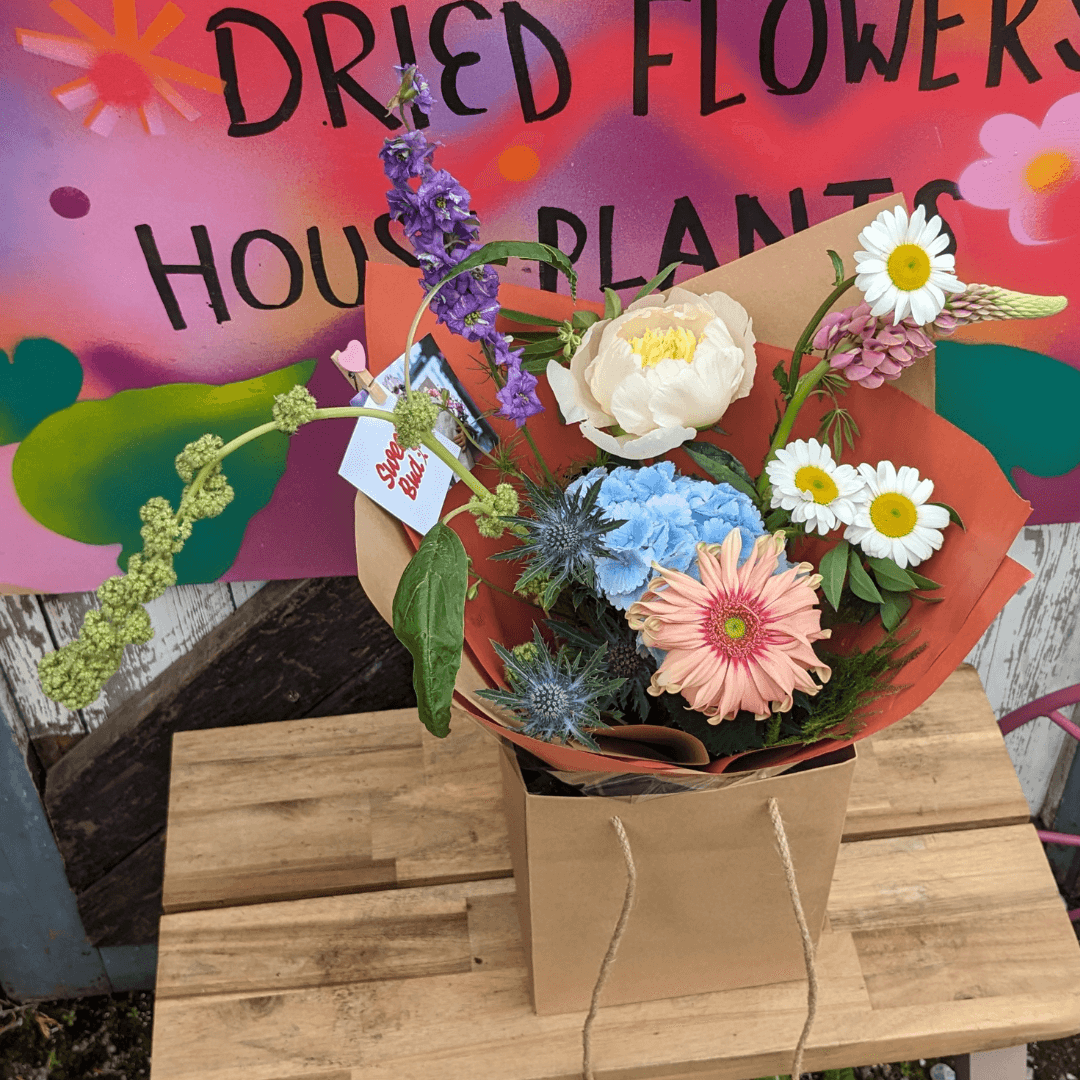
[581,797,819,1080]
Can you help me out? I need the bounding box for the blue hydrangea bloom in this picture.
[564,461,769,611]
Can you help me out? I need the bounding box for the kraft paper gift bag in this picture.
[498,737,857,1016]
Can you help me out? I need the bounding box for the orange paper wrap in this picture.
[357,200,1030,778]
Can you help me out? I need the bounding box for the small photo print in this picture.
[369,335,498,475]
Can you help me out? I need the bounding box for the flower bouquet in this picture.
[36,68,1066,1076]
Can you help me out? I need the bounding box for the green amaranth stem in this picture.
[178,406,493,526]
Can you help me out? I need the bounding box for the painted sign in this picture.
[4,0,1080,592]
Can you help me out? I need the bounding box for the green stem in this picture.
[179,405,493,525]
[786,274,857,393]
[521,424,558,486]
[403,280,451,395]
[756,360,831,502]
[468,571,523,603]
[441,504,473,524]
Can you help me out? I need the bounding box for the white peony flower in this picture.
[844,460,951,569]
[854,204,965,326]
[545,286,756,460]
[765,438,865,536]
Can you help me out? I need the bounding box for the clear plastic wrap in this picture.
[509,742,797,802]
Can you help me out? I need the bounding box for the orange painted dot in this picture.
[1024,150,1073,193]
[498,145,540,182]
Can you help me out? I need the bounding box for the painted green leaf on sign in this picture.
[0,338,83,445]
[12,360,316,585]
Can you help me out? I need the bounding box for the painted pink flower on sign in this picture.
[959,93,1080,245]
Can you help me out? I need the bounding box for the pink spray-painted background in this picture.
[3,0,1080,593]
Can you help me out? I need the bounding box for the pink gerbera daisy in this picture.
[626,530,832,722]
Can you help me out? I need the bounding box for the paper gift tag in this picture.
[338,392,461,535]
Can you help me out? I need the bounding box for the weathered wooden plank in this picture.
[43,576,415,910]
[162,706,503,914]
[0,669,44,796]
[966,522,1080,821]
[844,666,1031,840]
[148,825,1080,1080]
[76,831,166,948]
[0,594,82,738]
[228,581,266,607]
[41,582,238,734]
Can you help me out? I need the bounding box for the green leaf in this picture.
[504,330,561,342]
[498,307,563,327]
[913,593,945,603]
[866,556,918,592]
[818,540,849,611]
[519,339,563,359]
[772,356,790,396]
[603,287,623,321]
[764,508,789,532]
[827,249,845,287]
[437,241,578,299]
[391,523,469,739]
[571,309,600,329]
[847,549,884,604]
[632,262,682,303]
[878,588,912,632]
[906,569,943,590]
[930,501,966,531]
[682,442,759,502]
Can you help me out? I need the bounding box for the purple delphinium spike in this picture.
[392,64,435,115]
[380,65,544,425]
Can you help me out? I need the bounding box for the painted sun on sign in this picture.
[16,0,224,136]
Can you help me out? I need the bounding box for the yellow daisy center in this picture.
[1024,150,1073,193]
[794,465,839,505]
[869,492,919,538]
[887,244,932,291]
[629,326,697,368]
[723,616,747,639]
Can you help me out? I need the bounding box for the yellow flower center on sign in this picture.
[886,243,932,291]
[723,616,747,639]
[869,492,919,538]
[1024,150,1073,192]
[629,326,697,368]
[794,465,839,505]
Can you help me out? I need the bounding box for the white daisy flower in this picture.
[844,461,951,569]
[765,438,865,536]
[854,204,965,326]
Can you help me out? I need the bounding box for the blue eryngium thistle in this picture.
[489,474,624,609]
[477,626,624,753]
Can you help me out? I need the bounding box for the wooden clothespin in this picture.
[331,340,387,404]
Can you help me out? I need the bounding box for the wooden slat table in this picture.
[150,665,1080,1080]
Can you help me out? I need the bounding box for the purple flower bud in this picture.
[497,361,543,426]
[379,130,435,184]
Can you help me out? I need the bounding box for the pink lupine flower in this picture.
[813,303,934,389]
